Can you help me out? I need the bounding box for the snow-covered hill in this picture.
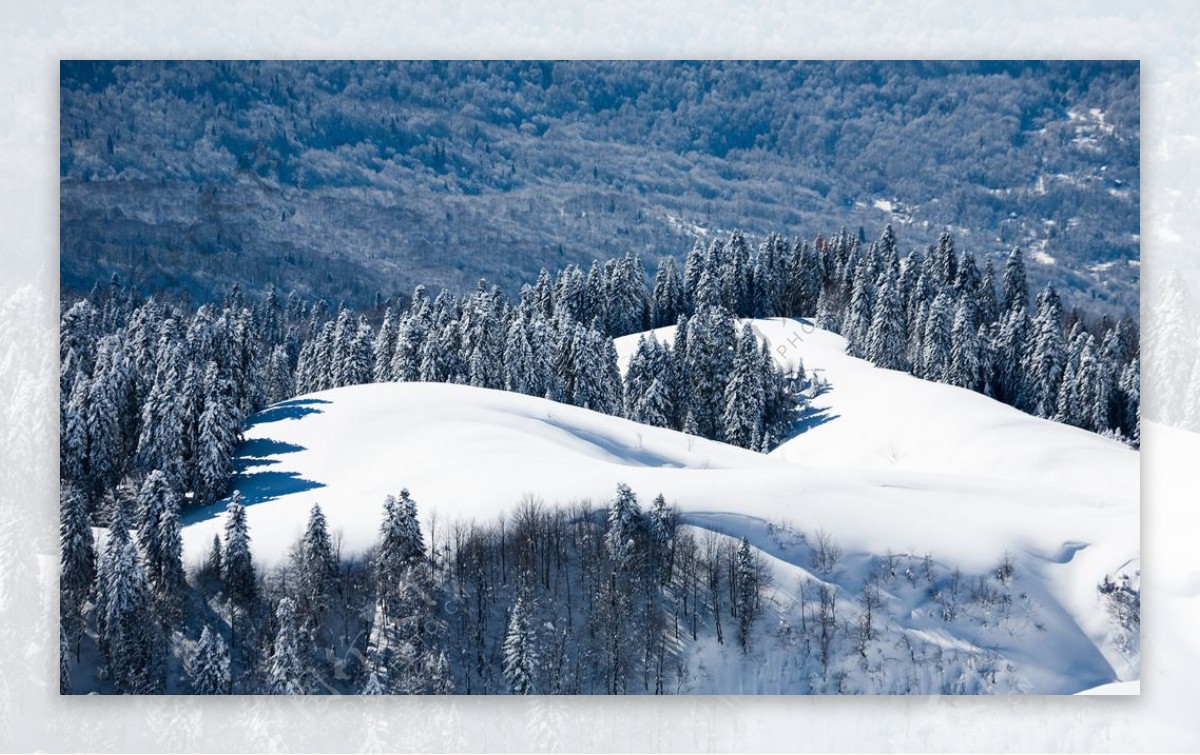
[182,318,1139,694]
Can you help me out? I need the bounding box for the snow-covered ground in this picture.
[182,318,1139,694]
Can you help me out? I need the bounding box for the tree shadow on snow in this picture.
[781,404,839,441]
[232,437,307,472]
[243,397,330,430]
[182,471,326,525]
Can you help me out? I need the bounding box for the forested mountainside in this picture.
[60,61,1139,313]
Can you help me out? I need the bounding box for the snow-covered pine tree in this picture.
[554,264,587,323]
[786,240,823,318]
[993,307,1031,406]
[733,537,760,650]
[61,377,91,491]
[667,316,691,429]
[502,588,538,695]
[724,231,753,316]
[96,495,163,693]
[1073,336,1103,432]
[530,314,560,401]
[921,292,954,383]
[391,304,429,382]
[294,503,338,628]
[652,256,685,328]
[933,230,958,286]
[646,493,676,582]
[268,597,307,694]
[722,323,765,450]
[844,260,876,357]
[1054,360,1081,427]
[1120,358,1140,446]
[197,361,238,504]
[205,533,223,580]
[372,308,396,384]
[377,490,425,604]
[84,357,121,496]
[342,315,375,387]
[503,313,537,395]
[1027,285,1067,418]
[59,483,95,656]
[264,344,294,405]
[907,300,929,376]
[978,259,1000,326]
[188,625,231,694]
[682,239,707,312]
[1001,247,1029,314]
[684,306,736,440]
[865,282,907,371]
[222,492,257,607]
[534,269,555,320]
[605,483,643,570]
[136,470,186,624]
[133,345,185,484]
[948,298,982,391]
[759,340,794,451]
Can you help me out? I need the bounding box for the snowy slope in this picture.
[616,318,1138,505]
[181,318,1139,693]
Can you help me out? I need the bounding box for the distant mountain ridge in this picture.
[60,60,1139,314]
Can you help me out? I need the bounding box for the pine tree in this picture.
[1028,286,1067,418]
[652,257,685,328]
[503,314,537,395]
[684,307,736,440]
[96,496,163,693]
[222,492,257,606]
[264,344,294,405]
[933,230,958,285]
[633,376,673,429]
[978,259,1000,325]
[1001,247,1029,314]
[188,625,231,694]
[682,240,707,310]
[197,361,238,504]
[372,308,396,383]
[294,503,338,628]
[724,231,753,315]
[733,537,760,650]
[60,483,95,657]
[723,324,765,450]
[61,377,91,490]
[377,490,425,607]
[502,589,538,695]
[993,308,1031,405]
[622,336,658,420]
[949,298,982,391]
[865,282,907,371]
[268,598,307,694]
[391,307,428,382]
[921,292,954,383]
[1120,358,1140,445]
[759,340,794,451]
[59,625,72,694]
[136,470,186,623]
[605,483,643,569]
[844,262,876,357]
[205,533,223,580]
[85,362,121,496]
